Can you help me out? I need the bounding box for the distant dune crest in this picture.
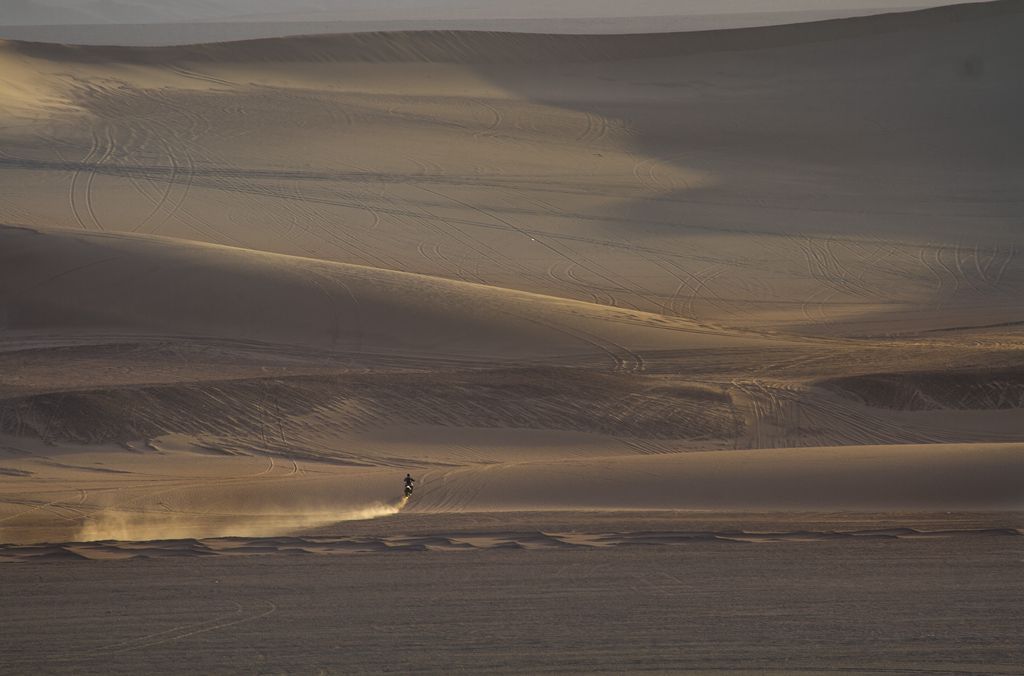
[1,1,1017,56]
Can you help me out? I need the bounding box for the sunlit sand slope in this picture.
[1,0,1021,335]
[412,443,1024,512]
[1,438,1019,545]
[0,224,778,358]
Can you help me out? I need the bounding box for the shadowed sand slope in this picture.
[0,0,992,45]
[820,368,1024,409]
[3,1,1019,62]
[410,443,1024,512]
[0,224,783,358]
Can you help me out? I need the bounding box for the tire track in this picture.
[470,97,503,140]
[83,600,277,656]
[546,261,604,306]
[575,110,609,145]
[66,120,100,231]
[166,64,237,89]
[82,121,116,231]
[417,183,666,314]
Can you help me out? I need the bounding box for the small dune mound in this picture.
[0,41,77,116]
[819,369,1024,411]
[0,369,740,448]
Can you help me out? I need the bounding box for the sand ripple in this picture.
[2,526,1019,562]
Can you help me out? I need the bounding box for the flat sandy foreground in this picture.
[1,512,1022,674]
[1,0,1023,673]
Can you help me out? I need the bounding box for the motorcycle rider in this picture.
[403,473,416,496]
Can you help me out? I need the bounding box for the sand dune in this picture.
[0,2,1022,552]
[0,1,1001,47]
[2,1,1022,335]
[0,224,785,358]
[412,443,1024,512]
[0,10,994,48]
[0,0,980,28]
[1,431,1020,544]
[1,222,1021,545]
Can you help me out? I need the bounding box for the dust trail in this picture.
[75,498,408,543]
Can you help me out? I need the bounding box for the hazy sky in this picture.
[1,0,983,25]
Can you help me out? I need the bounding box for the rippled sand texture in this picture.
[2,525,1023,673]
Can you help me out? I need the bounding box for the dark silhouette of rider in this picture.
[404,473,416,491]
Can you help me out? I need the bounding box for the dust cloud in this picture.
[75,499,407,542]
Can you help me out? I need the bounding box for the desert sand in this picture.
[0,1,1022,673]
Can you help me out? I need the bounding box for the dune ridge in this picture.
[2,0,1016,61]
[820,368,1024,410]
[0,224,779,357]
